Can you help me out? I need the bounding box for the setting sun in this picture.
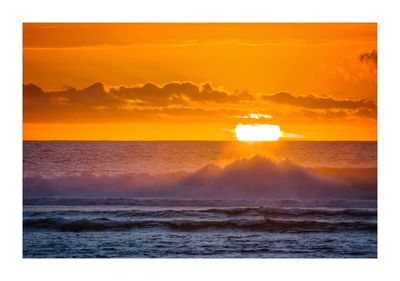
[235,124,281,141]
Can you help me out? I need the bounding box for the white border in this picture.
[1,0,400,280]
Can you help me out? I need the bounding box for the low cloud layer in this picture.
[23,82,250,123]
[23,81,377,124]
[262,92,376,110]
[113,82,253,106]
[24,81,251,108]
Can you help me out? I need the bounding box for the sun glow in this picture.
[235,124,281,141]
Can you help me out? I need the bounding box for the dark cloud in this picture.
[110,81,252,105]
[23,82,248,123]
[262,92,376,110]
[24,82,120,107]
[353,108,377,119]
[24,82,377,123]
[24,81,252,111]
[359,50,377,66]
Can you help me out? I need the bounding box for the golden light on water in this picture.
[235,124,281,141]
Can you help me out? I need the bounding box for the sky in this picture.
[23,23,377,140]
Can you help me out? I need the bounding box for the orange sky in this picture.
[23,23,377,140]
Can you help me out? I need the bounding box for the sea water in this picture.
[23,141,377,258]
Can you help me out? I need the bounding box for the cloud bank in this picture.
[23,81,377,124]
[262,92,376,109]
[24,81,251,107]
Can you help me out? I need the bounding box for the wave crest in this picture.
[23,217,376,232]
[24,156,376,199]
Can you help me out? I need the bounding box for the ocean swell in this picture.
[23,217,376,233]
[24,207,377,220]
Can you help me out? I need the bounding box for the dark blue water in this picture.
[23,198,377,258]
[23,141,377,258]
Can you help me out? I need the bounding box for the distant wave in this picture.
[201,207,377,218]
[24,207,377,220]
[23,217,376,233]
[24,156,377,199]
[23,198,377,209]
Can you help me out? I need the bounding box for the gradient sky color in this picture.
[23,23,377,140]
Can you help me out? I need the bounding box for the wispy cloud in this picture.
[262,92,376,110]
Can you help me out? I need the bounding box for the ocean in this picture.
[23,141,377,258]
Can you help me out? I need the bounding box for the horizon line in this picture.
[22,139,377,142]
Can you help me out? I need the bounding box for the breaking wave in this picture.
[24,156,377,199]
[23,217,376,232]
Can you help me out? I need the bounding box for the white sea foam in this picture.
[24,156,377,199]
